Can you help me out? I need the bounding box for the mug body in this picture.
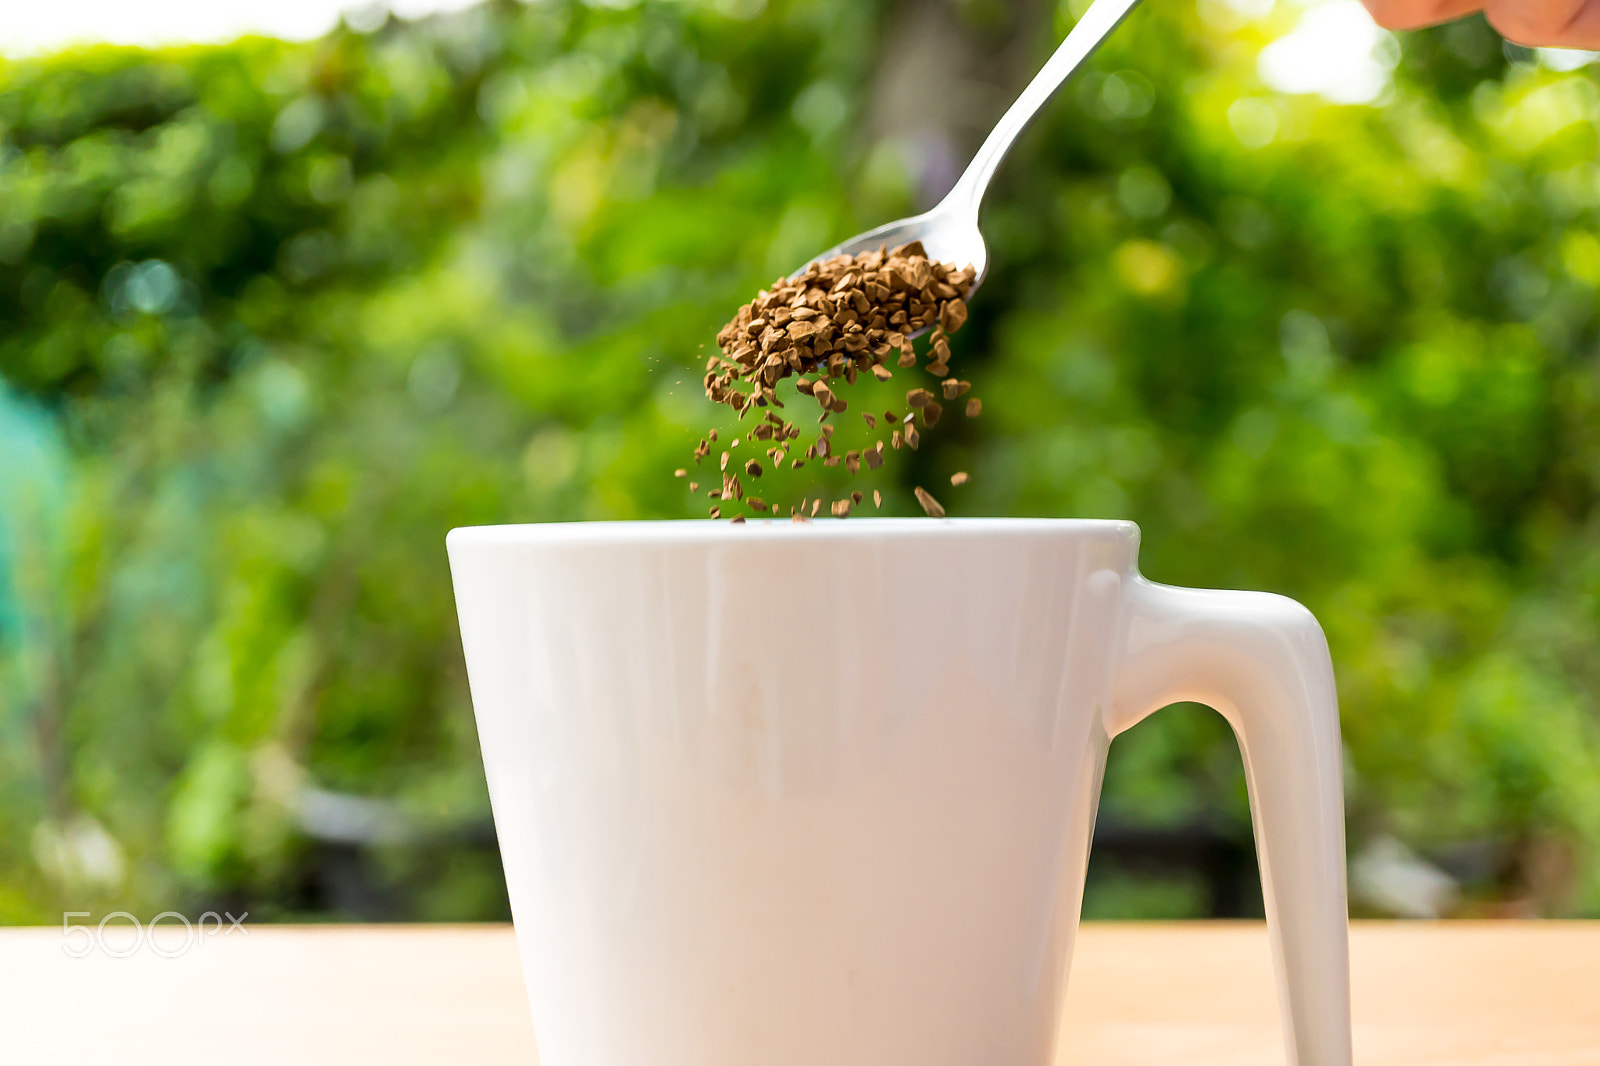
[449,518,1142,1066]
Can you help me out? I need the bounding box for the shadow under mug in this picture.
[448,518,1351,1066]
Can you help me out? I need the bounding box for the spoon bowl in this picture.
[794,206,989,296]
[789,0,1141,304]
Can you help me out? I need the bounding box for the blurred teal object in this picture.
[0,379,70,647]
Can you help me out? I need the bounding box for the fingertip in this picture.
[1358,0,1409,28]
[1361,0,1486,30]
[1484,0,1600,48]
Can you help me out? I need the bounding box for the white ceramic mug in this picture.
[448,518,1351,1066]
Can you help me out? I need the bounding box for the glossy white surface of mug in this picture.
[447,518,1350,1066]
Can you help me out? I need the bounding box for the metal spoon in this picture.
[793,0,1143,294]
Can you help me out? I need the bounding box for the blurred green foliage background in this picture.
[2,0,1599,923]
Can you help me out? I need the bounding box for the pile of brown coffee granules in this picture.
[685,241,980,520]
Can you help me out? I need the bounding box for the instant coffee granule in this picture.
[688,241,983,519]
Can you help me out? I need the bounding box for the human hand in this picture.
[1361,0,1600,48]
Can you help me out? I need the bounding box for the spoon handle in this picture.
[941,0,1143,219]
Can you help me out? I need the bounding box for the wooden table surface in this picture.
[3,922,1596,1064]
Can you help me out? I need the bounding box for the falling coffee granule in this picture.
[691,241,986,518]
[913,486,946,518]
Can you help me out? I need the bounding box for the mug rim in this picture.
[447,517,1140,549]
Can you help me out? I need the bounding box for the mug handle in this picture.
[1109,576,1352,1066]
